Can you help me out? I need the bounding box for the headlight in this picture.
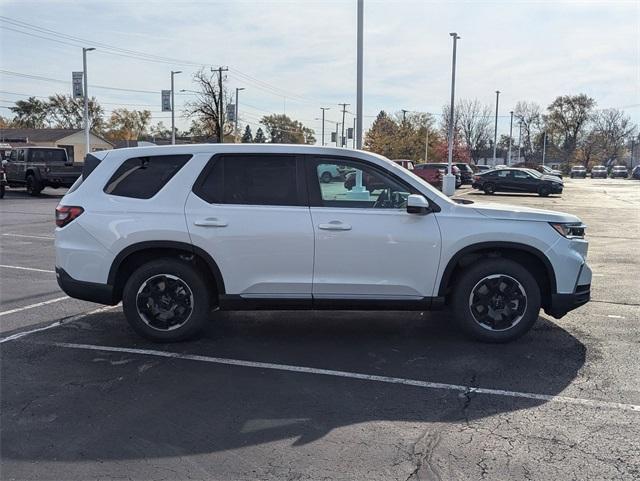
[550,222,586,239]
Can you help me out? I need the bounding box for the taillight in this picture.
[473,175,480,181]
[55,205,84,228]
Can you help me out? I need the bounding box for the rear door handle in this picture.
[194,217,228,227]
[318,221,352,231]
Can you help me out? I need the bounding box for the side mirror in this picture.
[406,194,431,215]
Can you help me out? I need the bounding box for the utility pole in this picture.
[356,0,364,149]
[630,139,635,168]
[82,47,95,156]
[444,32,460,197]
[517,121,523,163]
[353,117,356,148]
[235,87,245,141]
[401,109,409,123]
[492,90,500,165]
[170,70,182,145]
[320,107,330,146]
[425,129,429,162]
[542,131,547,166]
[212,66,229,143]
[507,111,513,166]
[335,122,339,147]
[339,103,349,147]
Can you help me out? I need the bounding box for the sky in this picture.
[0,0,638,144]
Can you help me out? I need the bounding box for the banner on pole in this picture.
[161,90,172,112]
[72,72,84,98]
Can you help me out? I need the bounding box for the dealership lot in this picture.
[1,179,639,480]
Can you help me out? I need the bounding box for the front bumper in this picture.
[56,267,117,305]
[550,183,563,193]
[545,284,590,319]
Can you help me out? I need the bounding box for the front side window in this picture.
[497,170,510,178]
[195,154,300,206]
[311,158,413,209]
[104,154,191,199]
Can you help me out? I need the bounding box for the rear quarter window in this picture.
[104,154,192,199]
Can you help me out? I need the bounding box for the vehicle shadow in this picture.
[1,310,585,462]
[1,187,67,199]
[466,191,561,198]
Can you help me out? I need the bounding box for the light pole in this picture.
[320,107,330,146]
[339,103,349,147]
[235,87,245,141]
[492,90,500,165]
[335,122,339,147]
[353,117,356,148]
[542,131,547,166]
[444,32,460,197]
[356,0,364,149]
[170,70,182,145]
[507,110,513,166]
[82,47,95,157]
[425,129,429,162]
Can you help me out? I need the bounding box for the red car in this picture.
[413,163,461,189]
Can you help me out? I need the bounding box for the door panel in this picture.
[307,157,442,299]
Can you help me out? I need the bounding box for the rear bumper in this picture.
[545,284,590,319]
[56,267,117,305]
[43,174,80,187]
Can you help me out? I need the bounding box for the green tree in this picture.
[254,127,266,143]
[364,111,398,158]
[9,97,49,128]
[241,125,253,143]
[544,94,596,162]
[47,94,104,131]
[260,114,315,144]
[105,109,152,141]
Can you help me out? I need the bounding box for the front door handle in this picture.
[318,221,352,231]
[194,217,228,227]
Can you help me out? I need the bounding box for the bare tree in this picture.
[514,101,542,161]
[183,69,233,142]
[544,94,596,163]
[457,99,492,164]
[48,94,104,131]
[592,109,635,164]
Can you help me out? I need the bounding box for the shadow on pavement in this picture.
[1,310,585,462]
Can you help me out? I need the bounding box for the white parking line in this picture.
[0,296,69,317]
[2,233,54,240]
[45,341,640,413]
[0,305,118,343]
[0,264,55,273]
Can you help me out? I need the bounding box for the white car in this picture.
[55,145,591,343]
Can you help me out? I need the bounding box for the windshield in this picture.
[525,169,543,178]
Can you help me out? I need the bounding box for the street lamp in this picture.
[320,107,330,146]
[507,111,513,166]
[444,32,460,197]
[170,71,182,145]
[356,0,364,149]
[82,47,95,157]
[492,90,500,165]
[235,87,245,140]
[517,121,523,163]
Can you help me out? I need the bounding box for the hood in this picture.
[541,174,563,183]
[470,202,580,223]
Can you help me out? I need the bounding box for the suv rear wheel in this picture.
[26,175,42,196]
[451,258,541,343]
[122,258,211,342]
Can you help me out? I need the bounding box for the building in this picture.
[0,128,113,163]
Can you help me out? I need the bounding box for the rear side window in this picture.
[30,149,67,163]
[104,154,191,199]
[194,154,301,206]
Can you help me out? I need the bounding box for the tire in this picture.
[538,185,550,197]
[26,175,42,196]
[320,171,332,183]
[483,183,495,195]
[0,184,5,199]
[122,258,211,342]
[451,258,541,343]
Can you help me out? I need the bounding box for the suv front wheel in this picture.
[451,258,541,343]
[122,258,211,342]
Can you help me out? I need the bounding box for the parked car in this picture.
[392,159,415,171]
[610,165,628,179]
[569,165,587,178]
[472,168,563,197]
[423,163,462,188]
[454,163,475,184]
[539,165,563,179]
[590,165,607,178]
[55,145,590,344]
[0,159,7,199]
[413,163,445,188]
[632,165,640,180]
[476,165,492,172]
[318,163,344,183]
[4,147,82,196]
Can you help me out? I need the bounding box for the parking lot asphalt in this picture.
[1,179,639,481]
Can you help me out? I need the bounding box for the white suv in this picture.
[55,145,591,343]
